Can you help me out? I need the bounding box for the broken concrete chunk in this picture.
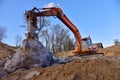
[25,70,40,79]
[4,40,53,72]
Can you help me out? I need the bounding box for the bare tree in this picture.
[64,36,74,51]
[37,17,50,31]
[15,35,22,47]
[50,24,73,53]
[40,29,51,50]
[50,24,61,52]
[36,23,74,53]
[0,26,7,42]
[51,34,55,52]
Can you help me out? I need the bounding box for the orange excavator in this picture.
[25,7,99,54]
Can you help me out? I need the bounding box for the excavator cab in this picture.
[81,36,98,53]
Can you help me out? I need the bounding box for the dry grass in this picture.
[0,42,16,58]
[98,44,120,56]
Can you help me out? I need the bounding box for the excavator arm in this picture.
[25,7,82,53]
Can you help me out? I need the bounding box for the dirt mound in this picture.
[98,44,120,56]
[0,43,17,77]
[0,42,16,58]
[54,50,73,58]
[0,43,120,80]
[1,56,120,80]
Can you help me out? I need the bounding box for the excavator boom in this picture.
[25,7,82,53]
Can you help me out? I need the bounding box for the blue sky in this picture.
[0,0,120,47]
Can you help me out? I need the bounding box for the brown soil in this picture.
[1,56,120,80]
[98,44,120,56]
[0,42,16,58]
[0,43,120,80]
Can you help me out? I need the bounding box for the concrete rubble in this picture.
[25,70,40,79]
[3,39,73,73]
[4,40,53,73]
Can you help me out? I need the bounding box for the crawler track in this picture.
[79,52,104,57]
[69,52,105,60]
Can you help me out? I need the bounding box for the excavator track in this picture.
[79,52,104,57]
[68,52,104,60]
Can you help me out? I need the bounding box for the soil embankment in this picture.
[0,43,120,80]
